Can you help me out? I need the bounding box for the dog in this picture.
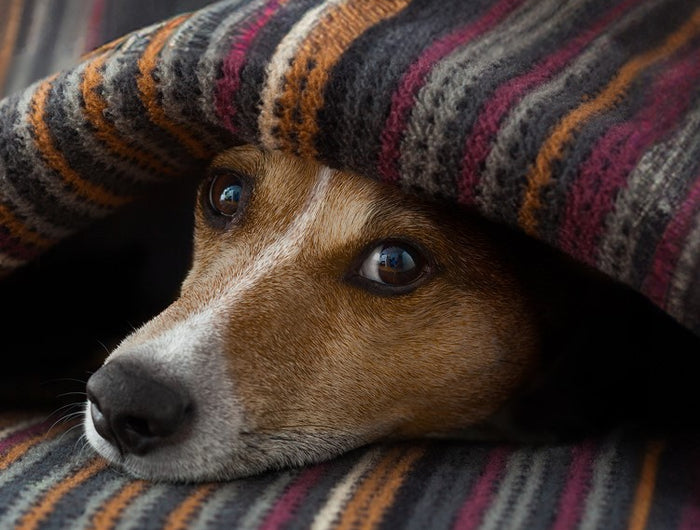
[83,145,700,482]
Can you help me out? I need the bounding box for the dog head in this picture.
[84,146,541,481]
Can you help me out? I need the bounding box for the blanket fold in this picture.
[0,0,699,335]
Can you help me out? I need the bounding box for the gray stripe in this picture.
[158,0,248,151]
[579,434,622,530]
[399,0,560,197]
[503,450,549,529]
[404,446,491,530]
[61,475,131,530]
[186,482,241,529]
[0,449,89,527]
[100,28,194,174]
[238,472,299,528]
[0,140,71,240]
[5,83,109,226]
[114,484,172,530]
[196,0,270,129]
[478,448,535,530]
[59,63,164,185]
[599,96,700,288]
[668,209,700,330]
[476,0,665,224]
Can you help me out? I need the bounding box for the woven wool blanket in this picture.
[0,0,699,336]
[0,411,698,530]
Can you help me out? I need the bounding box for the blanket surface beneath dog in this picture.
[0,0,699,336]
[0,412,698,530]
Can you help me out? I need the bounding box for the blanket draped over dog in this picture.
[1,1,700,529]
[0,0,699,336]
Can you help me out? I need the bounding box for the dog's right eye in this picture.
[208,173,245,217]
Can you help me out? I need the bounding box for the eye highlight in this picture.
[208,172,246,218]
[348,239,431,295]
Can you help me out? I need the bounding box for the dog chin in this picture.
[83,410,358,482]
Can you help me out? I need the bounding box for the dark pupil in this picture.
[378,246,417,284]
[212,176,242,217]
[220,185,241,207]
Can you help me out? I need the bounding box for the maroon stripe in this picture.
[0,418,53,454]
[550,440,597,530]
[642,172,700,308]
[214,0,286,134]
[259,464,328,530]
[557,45,700,265]
[457,0,642,205]
[452,447,510,529]
[376,0,524,185]
[0,228,44,261]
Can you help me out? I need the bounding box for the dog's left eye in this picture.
[351,240,430,294]
[209,173,244,217]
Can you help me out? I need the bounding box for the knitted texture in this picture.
[1,0,700,335]
[1,411,698,529]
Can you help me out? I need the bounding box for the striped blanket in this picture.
[1,412,698,530]
[1,0,699,528]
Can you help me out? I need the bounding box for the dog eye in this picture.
[356,241,428,290]
[209,173,244,217]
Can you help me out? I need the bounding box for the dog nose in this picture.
[86,360,191,456]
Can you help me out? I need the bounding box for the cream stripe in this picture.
[258,0,347,150]
[311,447,384,530]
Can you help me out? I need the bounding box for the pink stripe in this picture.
[259,464,327,530]
[643,172,700,308]
[83,0,107,54]
[0,418,52,454]
[452,447,509,530]
[550,441,596,530]
[458,0,641,205]
[377,0,524,185]
[558,46,700,265]
[214,0,285,134]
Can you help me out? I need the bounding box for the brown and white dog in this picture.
[83,145,697,482]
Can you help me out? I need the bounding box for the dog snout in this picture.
[86,360,191,456]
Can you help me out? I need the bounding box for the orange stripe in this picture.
[335,445,425,530]
[136,14,213,161]
[81,54,180,178]
[30,77,131,209]
[0,201,54,249]
[163,484,217,530]
[87,480,150,530]
[627,440,665,530]
[277,0,410,157]
[518,8,700,236]
[15,457,108,530]
[0,0,24,94]
[0,421,73,472]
